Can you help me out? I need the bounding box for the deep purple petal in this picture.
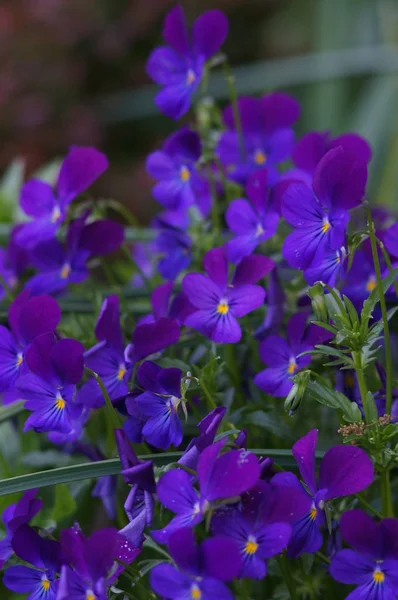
[293,132,328,173]
[154,83,193,120]
[330,549,374,585]
[150,563,189,599]
[25,332,56,380]
[283,226,328,270]
[163,5,190,55]
[329,133,372,164]
[14,219,60,250]
[193,10,228,60]
[319,445,374,499]
[339,510,380,557]
[78,220,124,257]
[158,367,182,398]
[157,469,199,515]
[3,565,44,593]
[232,254,275,286]
[287,312,308,351]
[20,179,56,218]
[95,295,123,352]
[50,338,85,384]
[151,282,173,319]
[254,366,293,397]
[182,273,221,309]
[292,429,318,495]
[167,528,199,574]
[11,525,44,568]
[226,199,259,235]
[226,234,260,264]
[227,285,265,317]
[56,146,108,205]
[201,535,241,581]
[147,47,187,86]
[203,247,228,290]
[282,182,323,227]
[131,318,180,361]
[223,97,261,133]
[259,92,301,133]
[258,335,291,367]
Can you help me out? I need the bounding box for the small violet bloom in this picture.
[303,244,347,287]
[282,147,367,270]
[153,209,193,280]
[150,528,241,600]
[152,440,260,543]
[330,509,398,600]
[17,332,84,434]
[226,168,280,263]
[147,5,228,119]
[139,281,195,328]
[0,290,61,398]
[179,406,227,471]
[254,312,328,397]
[274,429,374,558]
[182,247,274,343]
[16,146,108,249]
[146,128,211,213]
[216,93,300,185]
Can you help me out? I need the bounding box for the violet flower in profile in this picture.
[342,243,379,308]
[0,290,61,399]
[153,210,193,280]
[139,281,195,328]
[125,316,181,364]
[330,509,398,600]
[25,217,124,295]
[216,93,300,185]
[79,295,131,409]
[16,146,108,249]
[274,429,374,558]
[0,489,42,568]
[17,332,84,434]
[182,248,274,343]
[147,128,211,212]
[152,440,260,543]
[254,312,327,397]
[147,5,228,119]
[130,241,156,288]
[179,406,227,470]
[150,528,241,600]
[226,168,280,263]
[304,244,347,287]
[282,147,367,270]
[133,361,184,450]
[3,525,62,600]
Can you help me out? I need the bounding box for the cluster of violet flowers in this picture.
[1,4,398,600]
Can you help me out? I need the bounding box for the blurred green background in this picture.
[1,0,398,218]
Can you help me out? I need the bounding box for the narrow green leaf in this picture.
[0,401,25,424]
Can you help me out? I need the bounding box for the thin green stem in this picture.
[0,271,14,302]
[199,379,217,411]
[223,61,245,161]
[352,351,371,423]
[84,367,123,430]
[376,236,398,297]
[167,463,197,476]
[381,469,394,517]
[365,205,393,413]
[106,198,139,227]
[277,553,298,600]
[315,551,331,565]
[356,493,383,518]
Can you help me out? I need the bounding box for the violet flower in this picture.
[16,146,108,249]
[147,5,228,119]
[153,209,193,280]
[282,147,367,270]
[182,248,274,343]
[0,290,61,398]
[330,509,398,600]
[274,429,374,557]
[304,244,347,287]
[17,332,84,434]
[125,316,181,364]
[254,268,286,340]
[152,440,260,543]
[130,241,157,288]
[216,93,300,185]
[150,528,241,600]
[226,168,280,263]
[178,406,227,470]
[138,281,195,327]
[254,312,327,397]
[342,244,379,308]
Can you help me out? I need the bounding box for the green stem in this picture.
[277,553,298,600]
[0,270,14,302]
[223,61,245,161]
[106,198,139,227]
[376,236,398,297]
[315,551,331,565]
[167,463,197,476]
[381,469,394,517]
[365,205,393,413]
[199,379,217,411]
[352,351,371,423]
[356,493,383,518]
[84,367,123,430]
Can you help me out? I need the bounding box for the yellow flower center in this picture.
[60,263,71,279]
[180,166,191,182]
[287,358,297,375]
[186,69,196,85]
[51,205,62,223]
[255,223,264,237]
[86,592,96,600]
[55,394,66,410]
[254,149,267,165]
[117,365,126,381]
[16,353,23,367]
[217,301,229,315]
[190,584,202,599]
[42,577,51,591]
[245,537,258,555]
[373,569,385,584]
[309,507,317,521]
[366,277,376,292]
[322,219,331,234]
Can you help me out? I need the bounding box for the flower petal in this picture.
[292,429,318,495]
[20,180,56,218]
[319,445,374,499]
[57,146,108,206]
[193,10,229,60]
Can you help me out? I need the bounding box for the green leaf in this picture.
[305,380,360,422]
[342,295,360,327]
[365,391,379,423]
[52,484,76,522]
[0,401,25,424]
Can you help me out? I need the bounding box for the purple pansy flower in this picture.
[152,440,260,543]
[25,217,124,295]
[304,244,347,287]
[147,128,211,212]
[274,429,374,558]
[179,406,227,470]
[226,168,280,263]
[0,489,42,568]
[153,209,193,280]
[125,316,181,364]
[330,509,398,600]
[3,525,63,600]
[15,146,108,249]
[17,332,84,434]
[147,5,228,119]
[182,248,274,343]
[0,290,61,398]
[216,93,300,185]
[78,296,131,409]
[138,282,195,328]
[254,312,328,397]
[150,528,241,600]
[130,241,157,288]
[342,244,379,308]
[282,147,367,270]
[255,268,286,340]
[0,228,30,300]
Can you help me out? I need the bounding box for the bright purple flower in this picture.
[216,93,300,185]
[0,489,42,568]
[304,244,347,287]
[226,168,280,263]
[139,282,195,327]
[125,317,181,364]
[285,131,372,186]
[150,528,241,600]
[154,210,193,279]
[0,290,61,396]
[147,128,211,213]
[17,332,84,434]
[254,312,327,397]
[179,406,227,470]
[282,147,367,270]
[380,222,398,260]
[330,510,398,600]
[275,429,374,557]
[130,241,157,288]
[255,268,286,339]
[115,429,156,548]
[0,227,30,301]
[25,217,124,295]
[78,296,131,409]
[152,440,260,543]
[147,5,228,119]
[15,147,108,249]
[133,361,184,450]
[182,248,274,343]
[3,525,63,600]
[342,244,378,307]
